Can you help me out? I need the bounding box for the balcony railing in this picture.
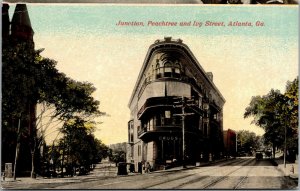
[138,125,181,138]
[137,97,175,119]
[137,97,204,120]
[137,75,203,102]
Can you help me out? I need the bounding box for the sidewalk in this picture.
[1,163,118,189]
[274,158,298,181]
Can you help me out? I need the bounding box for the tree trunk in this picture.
[31,151,36,178]
[272,143,276,159]
[29,103,37,179]
[13,118,21,180]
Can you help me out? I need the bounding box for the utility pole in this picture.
[173,96,195,168]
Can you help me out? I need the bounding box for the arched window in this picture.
[164,62,173,77]
[173,61,181,78]
[163,60,181,78]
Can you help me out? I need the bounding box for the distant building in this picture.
[223,129,237,158]
[127,37,225,171]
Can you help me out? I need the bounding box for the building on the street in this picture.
[223,129,237,158]
[127,37,225,171]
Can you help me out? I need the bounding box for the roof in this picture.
[11,4,32,28]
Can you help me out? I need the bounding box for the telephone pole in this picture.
[173,96,195,168]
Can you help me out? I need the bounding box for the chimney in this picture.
[164,36,172,42]
[2,4,10,40]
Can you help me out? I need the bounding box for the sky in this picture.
[8,4,298,145]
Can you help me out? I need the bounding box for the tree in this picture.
[236,130,261,156]
[56,117,109,176]
[109,149,126,166]
[284,78,298,139]
[2,40,104,178]
[244,78,298,158]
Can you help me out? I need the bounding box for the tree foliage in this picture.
[59,117,109,168]
[109,149,126,165]
[244,77,298,157]
[236,130,261,155]
[2,39,104,177]
[2,41,103,134]
[43,117,109,177]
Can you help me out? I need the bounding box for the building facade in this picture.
[223,129,237,158]
[127,37,225,171]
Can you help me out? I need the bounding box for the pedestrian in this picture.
[145,162,150,173]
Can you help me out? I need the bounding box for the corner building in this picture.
[127,37,225,171]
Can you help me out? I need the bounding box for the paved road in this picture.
[2,158,298,189]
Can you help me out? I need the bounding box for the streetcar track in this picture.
[196,158,255,189]
[233,175,248,189]
[147,158,253,189]
[232,159,256,189]
[172,175,210,189]
[233,159,270,189]
[203,158,256,189]
[61,158,253,189]
[144,173,203,189]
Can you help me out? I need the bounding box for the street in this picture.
[2,158,298,189]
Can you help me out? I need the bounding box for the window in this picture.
[156,59,182,79]
[164,62,173,77]
[163,61,181,78]
[138,145,141,156]
[161,115,165,126]
[155,61,162,79]
[131,145,134,158]
[137,126,141,134]
[149,118,153,130]
[164,110,172,125]
[198,97,202,108]
[173,61,181,78]
[165,110,171,119]
[199,116,202,131]
[155,115,161,126]
[173,115,181,125]
[128,120,134,143]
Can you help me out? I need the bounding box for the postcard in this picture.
[1,2,298,190]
